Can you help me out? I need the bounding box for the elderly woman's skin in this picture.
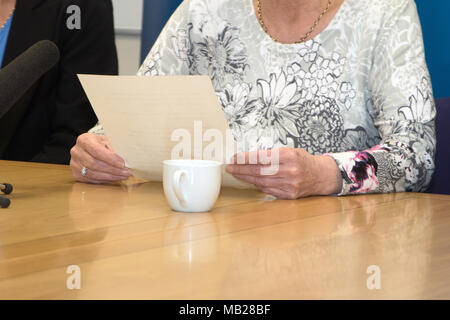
[226,149,342,199]
[70,133,131,184]
[70,0,345,198]
[254,0,345,44]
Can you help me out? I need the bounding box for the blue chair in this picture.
[416,0,450,99]
[140,0,182,63]
[428,97,450,195]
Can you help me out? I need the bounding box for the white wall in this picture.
[115,34,142,75]
[112,0,143,34]
[112,0,143,75]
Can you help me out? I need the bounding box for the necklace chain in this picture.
[257,0,333,44]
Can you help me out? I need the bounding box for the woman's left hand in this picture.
[226,148,342,199]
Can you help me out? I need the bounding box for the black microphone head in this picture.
[0,40,60,118]
[0,196,10,208]
[1,183,13,195]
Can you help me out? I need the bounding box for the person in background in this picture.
[0,0,118,164]
[70,0,436,200]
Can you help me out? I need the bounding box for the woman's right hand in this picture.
[70,133,132,184]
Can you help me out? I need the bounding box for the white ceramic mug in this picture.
[163,160,223,212]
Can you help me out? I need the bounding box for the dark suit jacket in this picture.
[0,0,118,164]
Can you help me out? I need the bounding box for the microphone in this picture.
[0,40,59,208]
[0,183,13,194]
[0,196,10,209]
[0,183,12,209]
[0,40,60,119]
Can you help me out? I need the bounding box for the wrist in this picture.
[314,155,342,195]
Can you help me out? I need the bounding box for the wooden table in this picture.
[0,160,449,299]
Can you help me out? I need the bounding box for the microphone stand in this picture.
[0,183,13,208]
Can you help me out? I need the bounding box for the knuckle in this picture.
[90,146,108,161]
[76,133,88,146]
[289,166,301,177]
[287,181,300,192]
[284,149,296,160]
[263,164,280,176]
[261,178,273,188]
[288,191,298,200]
[86,170,99,181]
[244,175,255,184]
[69,158,76,169]
[70,145,80,159]
[255,181,267,189]
[113,167,126,176]
[85,158,97,170]
[290,179,301,191]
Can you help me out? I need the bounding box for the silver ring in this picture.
[81,167,88,177]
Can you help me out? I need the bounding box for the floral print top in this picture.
[136,0,436,196]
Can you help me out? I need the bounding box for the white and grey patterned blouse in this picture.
[135,0,436,195]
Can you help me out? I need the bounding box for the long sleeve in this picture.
[328,0,436,195]
[32,0,118,164]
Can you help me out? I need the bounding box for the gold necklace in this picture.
[257,0,333,44]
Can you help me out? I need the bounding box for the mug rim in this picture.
[163,159,223,167]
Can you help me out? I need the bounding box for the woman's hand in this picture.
[226,148,342,199]
[70,133,132,184]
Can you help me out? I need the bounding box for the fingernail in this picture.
[122,169,131,176]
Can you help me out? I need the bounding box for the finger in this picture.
[234,174,296,195]
[226,164,262,176]
[230,149,280,165]
[83,153,131,177]
[272,165,303,178]
[232,174,286,189]
[260,187,298,200]
[82,169,130,182]
[230,148,302,166]
[78,134,125,169]
[71,145,131,177]
[71,161,129,183]
[71,160,102,183]
[259,187,288,199]
[226,162,285,177]
[231,174,258,185]
[74,176,106,185]
[239,161,302,179]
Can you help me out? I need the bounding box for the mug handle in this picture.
[172,170,188,207]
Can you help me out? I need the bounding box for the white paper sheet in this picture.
[78,74,252,189]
